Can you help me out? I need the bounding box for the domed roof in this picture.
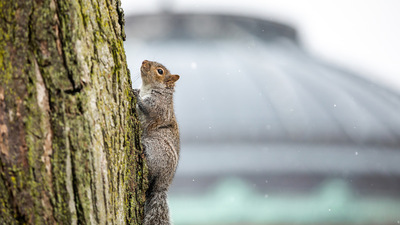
[125,13,400,148]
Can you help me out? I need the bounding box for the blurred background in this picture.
[121,1,400,224]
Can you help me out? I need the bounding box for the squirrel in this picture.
[133,60,180,225]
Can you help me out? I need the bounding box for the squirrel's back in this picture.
[134,60,180,225]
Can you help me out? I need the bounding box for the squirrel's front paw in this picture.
[133,89,140,98]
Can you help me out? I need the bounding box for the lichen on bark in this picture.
[0,0,147,224]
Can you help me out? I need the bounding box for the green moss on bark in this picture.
[0,0,146,224]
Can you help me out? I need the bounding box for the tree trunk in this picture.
[0,0,147,224]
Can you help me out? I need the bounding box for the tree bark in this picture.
[0,0,147,224]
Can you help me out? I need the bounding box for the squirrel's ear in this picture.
[170,74,180,82]
[166,74,180,88]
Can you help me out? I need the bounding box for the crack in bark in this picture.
[77,0,88,29]
[88,136,101,224]
[65,132,78,225]
[53,0,82,92]
[116,0,126,41]
[68,134,85,224]
[101,157,110,222]
[104,0,121,41]
[0,95,9,154]
[64,86,84,95]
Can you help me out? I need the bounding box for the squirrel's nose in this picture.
[142,60,149,65]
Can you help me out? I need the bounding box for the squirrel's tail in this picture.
[144,191,171,225]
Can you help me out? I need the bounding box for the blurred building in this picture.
[125,13,400,225]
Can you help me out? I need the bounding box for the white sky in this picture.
[121,0,400,92]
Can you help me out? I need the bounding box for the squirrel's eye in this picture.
[157,69,164,75]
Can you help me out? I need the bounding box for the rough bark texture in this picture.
[0,0,147,224]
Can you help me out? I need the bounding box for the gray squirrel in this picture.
[133,60,180,225]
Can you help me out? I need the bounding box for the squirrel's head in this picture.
[141,60,180,89]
